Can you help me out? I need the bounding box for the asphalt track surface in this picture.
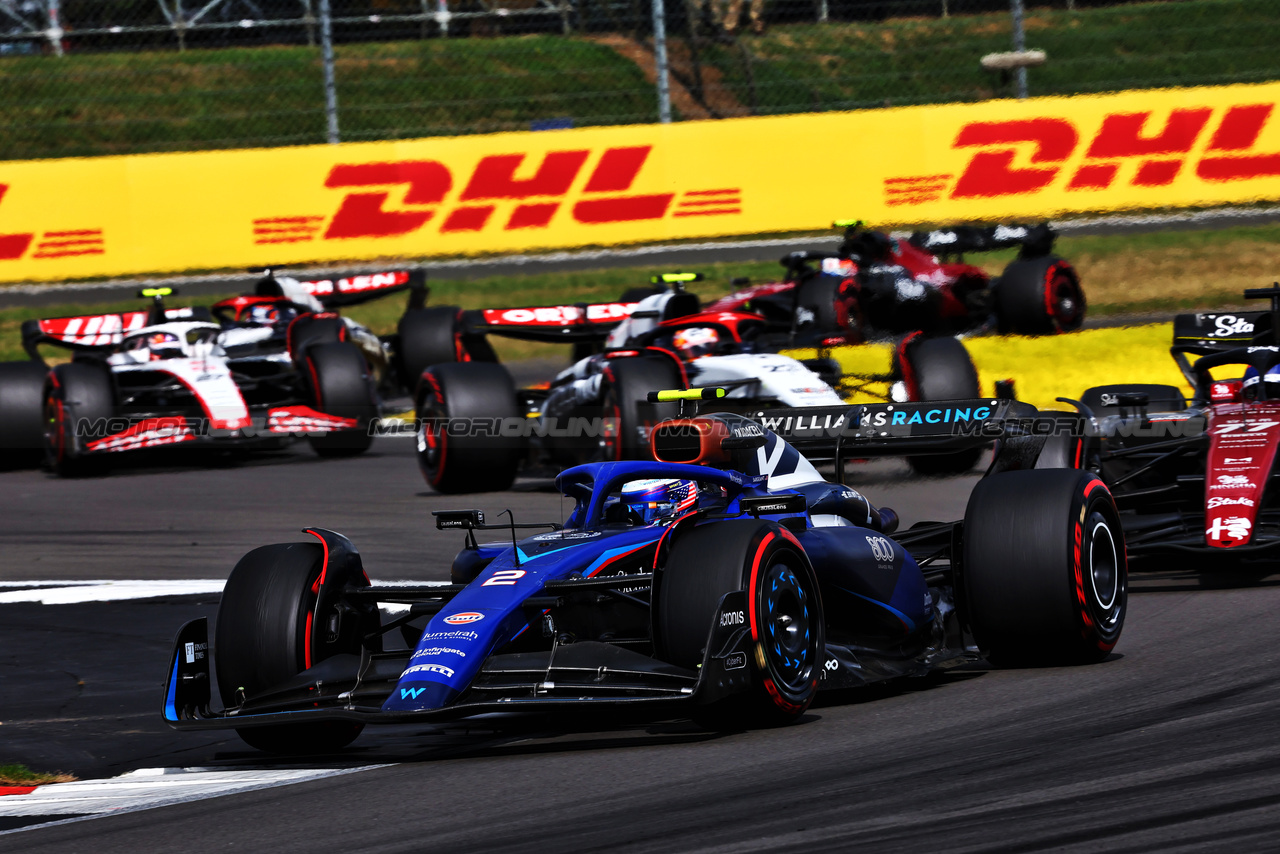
[4,434,1280,851]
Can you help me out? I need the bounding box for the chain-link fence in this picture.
[1,0,1277,161]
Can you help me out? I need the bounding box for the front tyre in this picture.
[657,520,823,729]
[963,469,1126,665]
[215,542,367,754]
[44,362,115,477]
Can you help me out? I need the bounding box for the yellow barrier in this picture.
[828,324,1193,412]
[4,80,1280,282]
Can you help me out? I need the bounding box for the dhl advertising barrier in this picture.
[5,80,1280,282]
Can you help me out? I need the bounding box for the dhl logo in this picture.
[885,102,1280,205]
[0,184,105,261]
[252,145,742,245]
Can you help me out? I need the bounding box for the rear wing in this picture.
[459,300,639,344]
[21,305,210,360]
[1170,287,1280,388]
[294,269,424,309]
[907,223,1055,258]
[743,398,1039,463]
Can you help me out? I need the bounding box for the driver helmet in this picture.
[1241,364,1280,400]
[621,478,698,524]
[673,326,720,360]
[247,303,292,326]
[144,331,184,361]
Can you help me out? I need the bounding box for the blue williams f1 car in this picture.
[163,394,1127,753]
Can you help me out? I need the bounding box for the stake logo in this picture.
[0,184,105,262]
[254,146,742,245]
[885,103,1280,205]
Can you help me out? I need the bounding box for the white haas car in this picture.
[409,277,984,494]
[0,288,377,475]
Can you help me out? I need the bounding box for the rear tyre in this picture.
[215,542,366,754]
[44,362,115,477]
[287,314,345,360]
[599,357,682,461]
[416,361,523,493]
[0,361,49,469]
[963,469,1126,666]
[899,336,983,475]
[397,307,462,391]
[1079,383,1187,414]
[795,273,845,333]
[304,342,378,456]
[995,256,1085,335]
[657,520,822,730]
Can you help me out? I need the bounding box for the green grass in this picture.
[5,221,1280,362]
[2,0,1277,160]
[705,0,1280,113]
[0,763,75,786]
[0,37,656,160]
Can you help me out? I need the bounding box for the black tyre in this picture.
[795,273,843,333]
[44,361,115,477]
[287,314,345,359]
[416,361,523,493]
[599,357,682,461]
[995,256,1085,335]
[397,306,462,391]
[1080,383,1187,414]
[963,469,1126,666]
[215,542,366,754]
[304,342,378,456]
[657,520,823,729]
[0,361,49,469]
[899,336,983,475]
[620,285,664,303]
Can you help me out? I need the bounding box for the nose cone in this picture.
[382,679,459,712]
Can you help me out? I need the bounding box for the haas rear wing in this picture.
[294,269,424,309]
[907,223,1055,258]
[21,305,210,360]
[459,300,639,344]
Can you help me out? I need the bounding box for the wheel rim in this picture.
[1049,273,1084,330]
[417,393,445,478]
[1087,511,1123,631]
[43,391,66,463]
[758,558,816,693]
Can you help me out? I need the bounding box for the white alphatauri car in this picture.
[409,283,985,494]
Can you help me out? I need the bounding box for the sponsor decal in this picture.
[824,658,839,671]
[411,647,467,659]
[530,530,602,541]
[402,663,456,679]
[443,611,485,625]
[858,406,992,428]
[1210,474,1254,490]
[267,406,358,433]
[723,652,747,671]
[1211,315,1256,337]
[865,536,895,564]
[297,270,410,296]
[720,609,745,627]
[483,302,636,327]
[183,641,207,664]
[400,686,427,700]
[1223,457,1253,465]
[85,417,193,453]
[419,630,479,642]
[1207,516,1252,542]
[1208,496,1256,509]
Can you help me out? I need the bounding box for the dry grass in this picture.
[0,764,76,786]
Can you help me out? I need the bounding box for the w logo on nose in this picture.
[400,687,426,700]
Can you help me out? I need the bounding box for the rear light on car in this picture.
[1211,380,1243,403]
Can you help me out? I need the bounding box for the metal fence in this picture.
[1,0,1277,160]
